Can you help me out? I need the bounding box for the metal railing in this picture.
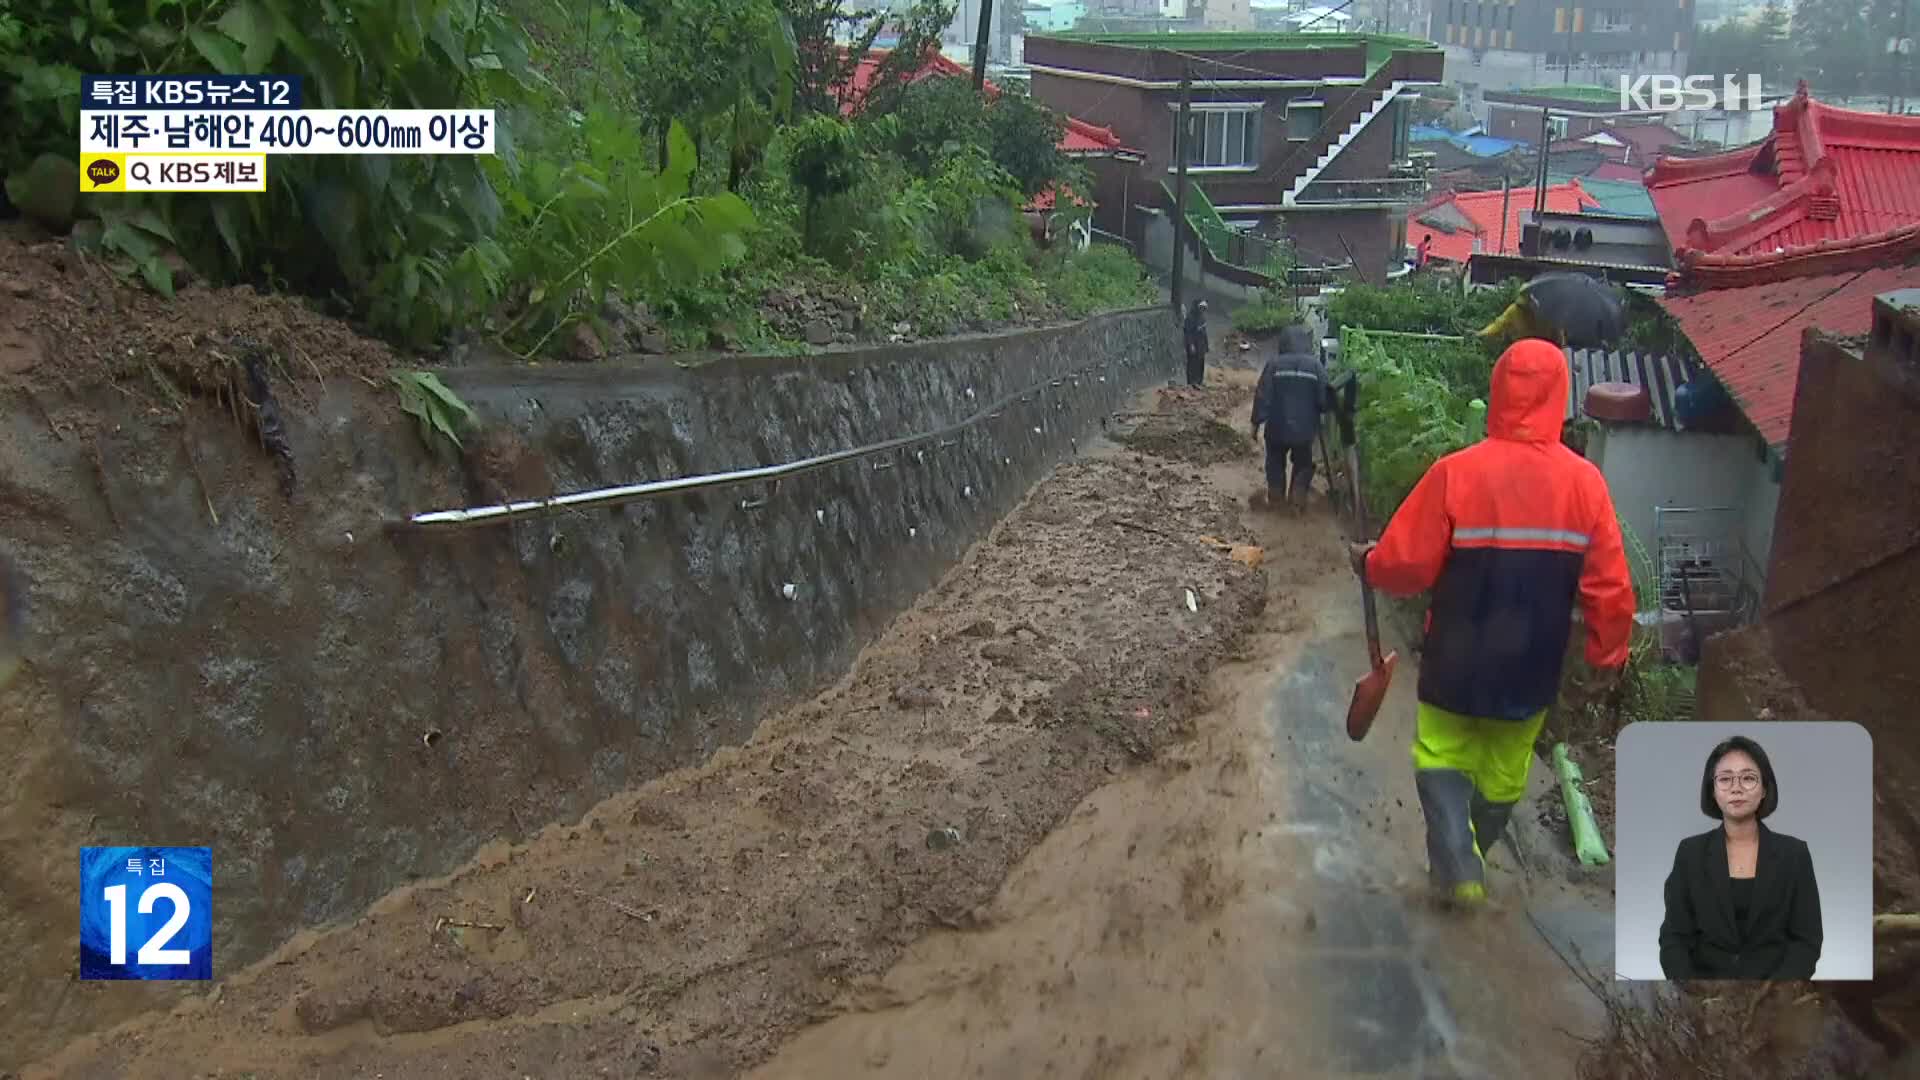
[396,329,1165,531]
[1654,506,1763,624]
[1293,176,1430,205]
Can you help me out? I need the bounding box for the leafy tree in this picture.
[1689,19,1760,83]
[781,0,954,116]
[1792,0,1874,97]
[1754,0,1792,86]
[879,76,1072,197]
[788,114,861,252]
[496,117,754,356]
[984,87,1072,198]
[0,0,536,343]
[618,0,797,174]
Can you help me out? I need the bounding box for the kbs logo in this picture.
[1619,74,1766,113]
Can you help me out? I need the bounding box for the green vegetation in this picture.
[1230,248,1302,337]
[1326,276,1520,339]
[391,370,477,454]
[1333,279,1701,740]
[1503,83,1627,106]
[0,0,1157,361]
[1338,327,1493,518]
[1623,294,1701,362]
[1043,31,1438,74]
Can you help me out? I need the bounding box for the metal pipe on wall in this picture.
[395,324,1166,532]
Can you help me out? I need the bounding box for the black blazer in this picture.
[1658,823,1822,980]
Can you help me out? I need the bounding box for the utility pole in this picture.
[1563,4,1575,83]
[1171,65,1193,316]
[973,0,994,90]
[1531,106,1552,253]
[1498,171,1512,253]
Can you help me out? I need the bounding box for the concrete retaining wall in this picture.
[0,307,1178,1064]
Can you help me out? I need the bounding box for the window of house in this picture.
[1286,100,1323,141]
[1170,105,1263,168]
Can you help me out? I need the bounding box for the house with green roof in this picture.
[1024,32,1445,281]
[1481,84,1672,142]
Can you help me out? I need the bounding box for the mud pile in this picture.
[30,414,1268,1078]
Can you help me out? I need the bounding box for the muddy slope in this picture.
[27,400,1267,1078]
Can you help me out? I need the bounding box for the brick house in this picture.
[1480,83,1668,141]
[1024,32,1446,281]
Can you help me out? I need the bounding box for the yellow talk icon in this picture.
[81,155,126,192]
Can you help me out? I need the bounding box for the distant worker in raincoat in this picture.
[1251,324,1330,512]
[1348,338,1635,907]
[1183,299,1209,388]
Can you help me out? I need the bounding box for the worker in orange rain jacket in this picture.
[1349,337,1636,908]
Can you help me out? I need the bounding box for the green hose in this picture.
[1553,742,1610,866]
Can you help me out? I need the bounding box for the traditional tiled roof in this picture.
[837,49,1140,159]
[1410,181,1598,262]
[1646,83,1920,273]
[1656,262,1917,449]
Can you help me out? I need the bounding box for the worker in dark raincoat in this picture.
[1349,338,1636,908]
[1183,299,1209,388]
[1251,324,1330,512]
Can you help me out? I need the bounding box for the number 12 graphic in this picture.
[79,846,212,981]
[102,883,194,965]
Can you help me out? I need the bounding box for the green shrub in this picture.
[1041,244,1157,318]
[1233,301,1300,336]
[1327,276,1521,337]
[1341,328,1489,519]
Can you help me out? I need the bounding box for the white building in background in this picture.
[1250,0,1354,31]
[1024,0,1088,32]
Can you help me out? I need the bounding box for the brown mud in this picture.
[26,372,1626,1079]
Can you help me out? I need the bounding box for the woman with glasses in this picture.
[1657,734,1824,979]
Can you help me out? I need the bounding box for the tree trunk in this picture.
[727,101,746,192]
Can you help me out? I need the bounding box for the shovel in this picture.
[1344,436,1399,742]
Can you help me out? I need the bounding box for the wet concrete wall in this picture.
[0,307,1178,1066]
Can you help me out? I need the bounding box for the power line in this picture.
[1704,266,1871,368]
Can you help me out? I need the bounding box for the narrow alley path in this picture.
[24,368,1614,1079]
[749,370,1617,1079]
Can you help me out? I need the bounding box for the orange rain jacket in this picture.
[1362,338,1636,721]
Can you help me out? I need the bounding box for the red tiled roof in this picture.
[1585,161,1648,183]
[1646,84,1920,268]
[836,49,972,114]
[1411,181,1598,262]
[1060,115,1132,155]
[1609,122,1688,164]
[836,48,1139,160]
[1656,262,1916,448]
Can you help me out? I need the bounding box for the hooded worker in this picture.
[1350,338,1635,908]
[1251,324,1330,512]
[1183,299,1209,388]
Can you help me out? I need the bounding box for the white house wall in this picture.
[1595,427,1774,593]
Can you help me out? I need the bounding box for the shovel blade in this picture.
[1345,650,1400,742]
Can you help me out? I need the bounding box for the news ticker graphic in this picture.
[83,74,301,110]
[82,154,267,193]
[79,846,212,981]
[79,74,494,190]
[81,110,496,155]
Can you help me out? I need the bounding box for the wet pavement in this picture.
[1255,625,1617,1079]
